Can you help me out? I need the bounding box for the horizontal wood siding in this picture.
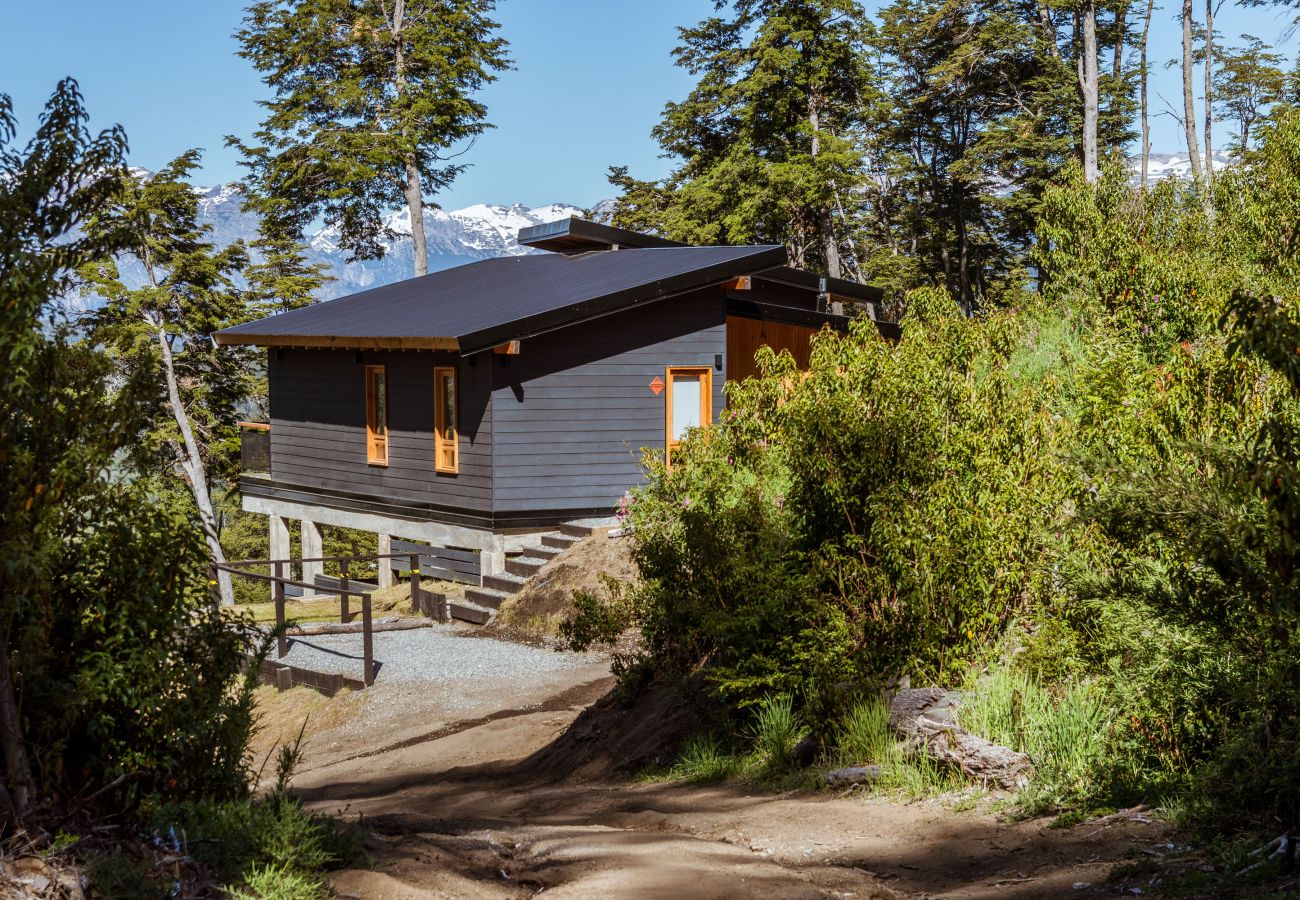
[490,290,726,513]
[268,349,492,512]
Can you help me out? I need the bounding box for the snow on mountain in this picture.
[205,191,591,299]
[1136,149,1234,184]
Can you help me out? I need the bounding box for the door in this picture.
[664,366,712,468]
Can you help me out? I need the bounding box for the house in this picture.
[215,217,896,599]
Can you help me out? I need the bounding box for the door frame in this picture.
[664,365,713,468]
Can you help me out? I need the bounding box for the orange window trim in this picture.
[664,365,712,470]
[365,364,388,466]
[434,366,459,475]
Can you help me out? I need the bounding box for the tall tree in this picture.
[81,153,254,607]
[1204,0,1215,184]
[1182,0,1205,189]
[610,0,874,278]
[1140,0,1155,183]
[1213,35,1287,156]
[1078,0,1102,181]
[233,0,510,278]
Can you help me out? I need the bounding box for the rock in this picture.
[794,735,819,768]
[826,765,881,787]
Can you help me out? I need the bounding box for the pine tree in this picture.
[232,0,510,278]
[81,153,255,607]
[610,0,875,279]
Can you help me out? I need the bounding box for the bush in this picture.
[750,694,803,775]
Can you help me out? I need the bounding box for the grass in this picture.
[958,664,1111,811]
[835,696,964,799]
[749,694,802,775]
[670,734,743,782]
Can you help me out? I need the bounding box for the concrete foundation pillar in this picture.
[377,533,394,589]
[269,514,290,600]
[481,534,507,579]
[301,519,323,586]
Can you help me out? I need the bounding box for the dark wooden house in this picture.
[216,218,894,582]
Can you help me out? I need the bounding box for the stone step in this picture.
[482,573,526,594]
[464,587,509,611]
[505,556,547,578]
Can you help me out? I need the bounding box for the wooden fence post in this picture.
[362,593,374,687]
[409,553,421,616]
[273,560,287,659]
[339,559,350,624]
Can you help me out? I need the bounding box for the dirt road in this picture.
[251,654,1166,900]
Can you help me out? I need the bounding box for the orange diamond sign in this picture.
[649,376,665,396]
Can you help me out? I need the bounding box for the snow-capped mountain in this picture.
[1136,149,1234,184]
[181,178,589,300]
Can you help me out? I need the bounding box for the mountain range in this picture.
[144,149,1232,304]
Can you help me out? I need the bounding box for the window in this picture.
[664,366,712,468]
[434,366,458,474]
[365,365,388,465]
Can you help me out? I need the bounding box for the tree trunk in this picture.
[1113,1,1127,82]
[0,639,33,823]
[389,0,428,278]
[1078,0,1101,182]
[1181,0,1204,190]
[155,323,234,606]
[1203,0,1214,187]
[1140,0,1154,185]
[888,688,1034,790]
[808,93,843,280]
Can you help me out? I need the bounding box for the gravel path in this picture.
[277,623,598,686]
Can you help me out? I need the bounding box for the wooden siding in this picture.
[268,349,492,512]
[725,314,820,382]
[490,290,726,513]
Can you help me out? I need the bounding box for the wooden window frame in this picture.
[434,365,459,475]
[664,365,712,469]
[365,364,388,466]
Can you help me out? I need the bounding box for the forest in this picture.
[4,0,1300,896]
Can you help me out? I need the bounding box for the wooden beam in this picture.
[492,339,521,355]
[721,276,752,291]
[213,333,459,351]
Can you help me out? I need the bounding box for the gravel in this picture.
[276,623,599,686]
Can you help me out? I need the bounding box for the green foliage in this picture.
[749,694,804,775]
[670,735,743,783]
[85,850,169,900]
[835,696,962,798]
[227,864,325,900]
[232,0,510,274]
[0,81,261,823]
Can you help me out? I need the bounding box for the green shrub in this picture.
[226,864,326,900]
[671,735,742,783]
[85,850,169,900]
[750,694,803,775]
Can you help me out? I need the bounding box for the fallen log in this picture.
[887,688,1034,790]
[287,616,430,636]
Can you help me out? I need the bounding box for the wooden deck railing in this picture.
[216,551,447,688]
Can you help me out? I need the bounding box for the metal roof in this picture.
[518,216,685,253]
[216,244,787,354]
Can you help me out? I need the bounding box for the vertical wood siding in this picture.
[724,314,820,382]
[268,349,492,513]
[490,290,727,514]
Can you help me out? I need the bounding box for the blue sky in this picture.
[1,1,1296,209]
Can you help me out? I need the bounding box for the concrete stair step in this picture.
[559,522,597,538]
[464,587,509,611]
[505,557,547,578]
[541,533,581,551]
[482,573,526,594]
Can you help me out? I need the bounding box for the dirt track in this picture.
[252,657,1167,899]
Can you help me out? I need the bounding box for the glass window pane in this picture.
[671,374,702,440]
[373,371,386,435]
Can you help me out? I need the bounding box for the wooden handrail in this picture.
[225,552,436,568]
[213,564,372,598]
[237,421,271,431]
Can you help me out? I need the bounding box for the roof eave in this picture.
[213,332,460,352]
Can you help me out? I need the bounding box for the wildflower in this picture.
[682,496,692,509]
